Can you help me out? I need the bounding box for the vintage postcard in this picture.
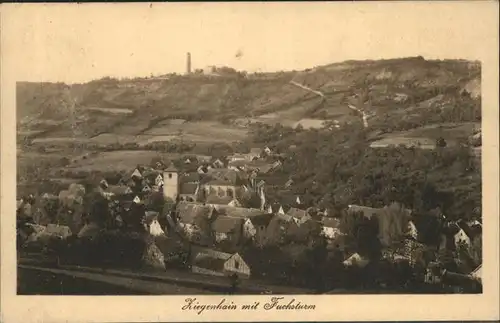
[1,2,499,322]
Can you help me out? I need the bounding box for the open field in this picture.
[372,122,480,144]
[31,137,91,144]
[143,121,248,143]
[65,150,167,172]
[399,122,480,139]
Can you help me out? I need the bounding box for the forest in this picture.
[249,116,481,223]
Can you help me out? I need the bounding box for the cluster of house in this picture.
[343,204,483,289]
[17,145,483,288]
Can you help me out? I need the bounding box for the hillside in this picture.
[17,56,481,146]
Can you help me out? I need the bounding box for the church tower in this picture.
[163,164,179,202]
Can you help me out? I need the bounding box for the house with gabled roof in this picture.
[131,168,143,179]
[212,158,225,169]
[287,207,310,225]
[200,169,247,199]
[143,211,165,237]
[190,248,251,279]
[174,202,216,244]
[154,174,163,186]
[249,213,274,247]
[211,216,245,244]
[260,213,299,246]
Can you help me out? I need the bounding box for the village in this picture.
[17,143,482,293]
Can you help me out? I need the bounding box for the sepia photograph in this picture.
[13,4,485,296]
[1,2,499,322]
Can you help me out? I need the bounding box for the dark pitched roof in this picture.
[202,169,246,186]
[287,207,308,219]
[277,213,295,223]
[143,170,161,183]
[249,213,274,227]
[211,216,244,234]
[154,235,185,258]
[164,164,178,172]
[144,211,159,225]
[176,202,214,224]
[215,205,264,219]
[193,255,227,271]
[180,183,198,195]
[181,172,201,184]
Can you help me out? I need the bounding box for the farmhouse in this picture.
[191,248,251,279]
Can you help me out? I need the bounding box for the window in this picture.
[168,173,172,179]
[227,188,234,198]
[234,260,239,269]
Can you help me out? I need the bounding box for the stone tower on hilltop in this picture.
[186,52,191,75]
[163,165,179,202]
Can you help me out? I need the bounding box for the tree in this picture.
[378,202,411,248]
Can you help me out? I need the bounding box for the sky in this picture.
[2,2,498,84]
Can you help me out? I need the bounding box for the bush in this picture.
[62,230,147,269]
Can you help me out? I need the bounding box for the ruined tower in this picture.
[186,52,191,74]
